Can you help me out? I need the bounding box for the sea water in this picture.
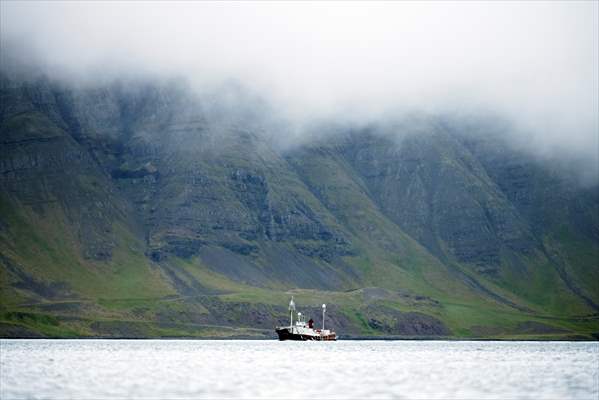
[1,340,597,399]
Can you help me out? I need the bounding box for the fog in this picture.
[1,1,597,178]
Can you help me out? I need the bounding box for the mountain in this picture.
[1,72,597,339]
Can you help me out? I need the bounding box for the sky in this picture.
[1,1,598,173]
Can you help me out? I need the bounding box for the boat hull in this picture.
[275,327,337,341]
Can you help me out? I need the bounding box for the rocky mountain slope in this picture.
[1,72,597,339]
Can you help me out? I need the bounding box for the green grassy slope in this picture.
[1,152,595,339]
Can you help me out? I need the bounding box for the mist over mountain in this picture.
[2,1,598,173]
[0,2,597,338]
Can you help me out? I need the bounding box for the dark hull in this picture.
[275,328,337,341]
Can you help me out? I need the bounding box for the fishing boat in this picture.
[275,297,337,341]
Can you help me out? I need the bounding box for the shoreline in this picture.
[2,335,597,342]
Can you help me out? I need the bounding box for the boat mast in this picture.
[322,303,326,331]
[289,296,296,333]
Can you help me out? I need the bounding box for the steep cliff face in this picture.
[338,128,536,268]
[1,74,597,338]
[332,128,599,314]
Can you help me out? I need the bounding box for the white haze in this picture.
[1,1,598,178]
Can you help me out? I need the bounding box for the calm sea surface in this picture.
[1,340,597,399]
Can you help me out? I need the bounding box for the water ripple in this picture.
[1,340,597,399]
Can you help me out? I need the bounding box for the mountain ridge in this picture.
[1,73,597,339]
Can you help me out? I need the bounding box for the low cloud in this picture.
[1,1,597,178]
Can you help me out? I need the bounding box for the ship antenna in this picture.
[322,303,326,331]
[289,296,296,333]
